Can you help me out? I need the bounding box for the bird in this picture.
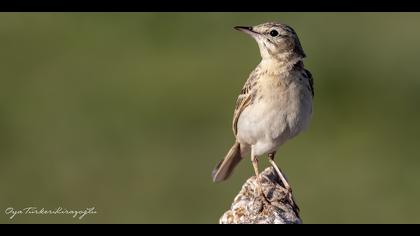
[212,22,314,198]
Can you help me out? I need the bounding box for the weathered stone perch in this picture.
[219,167,301,224]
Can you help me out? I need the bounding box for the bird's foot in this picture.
[255,177,271,206]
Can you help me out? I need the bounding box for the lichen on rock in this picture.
[219,167,301,224]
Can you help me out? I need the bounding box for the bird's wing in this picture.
[232,72,258,136]
[304,69,314,97]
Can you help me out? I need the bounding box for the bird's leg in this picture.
[251,150,269,204]
[251,154,262,194]
[268,152,291,191]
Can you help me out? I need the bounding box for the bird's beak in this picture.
[234,26,259,37]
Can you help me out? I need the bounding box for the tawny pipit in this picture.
[212,22,314,198]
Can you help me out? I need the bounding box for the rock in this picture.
[219,167,301,224]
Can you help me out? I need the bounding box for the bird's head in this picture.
[234,22,305,61]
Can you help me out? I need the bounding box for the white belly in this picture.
[236,78,312,156]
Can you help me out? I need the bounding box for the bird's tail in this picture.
[212,142,242,182]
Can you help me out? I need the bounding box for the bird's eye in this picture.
[269,30,279,37]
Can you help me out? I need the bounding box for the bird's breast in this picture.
[237,73,312,147]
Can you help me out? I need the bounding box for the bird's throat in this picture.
[259,56,303,76]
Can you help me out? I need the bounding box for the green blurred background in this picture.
[0,13,419,224]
